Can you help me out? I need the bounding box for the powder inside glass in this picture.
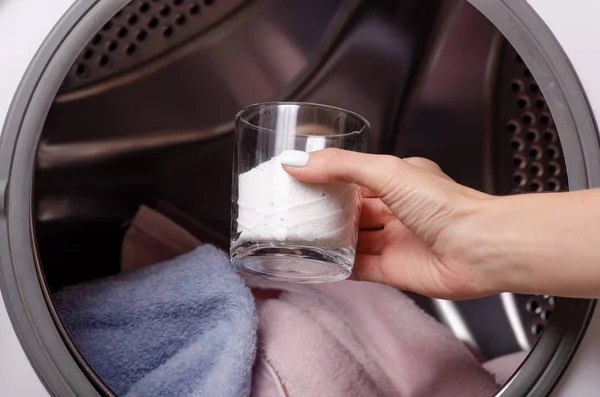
[236,157,359,248]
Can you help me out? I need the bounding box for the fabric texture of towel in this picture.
[247,278,500,397]
[483,351,528,385]
[53,244,258,397]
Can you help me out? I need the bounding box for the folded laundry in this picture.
[53,244,258,397]
[57,204,522,397]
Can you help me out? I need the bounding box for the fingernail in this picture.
[279,150,310,167]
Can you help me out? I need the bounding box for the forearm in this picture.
[465,189,600,298]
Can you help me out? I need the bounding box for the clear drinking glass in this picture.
[230,102,370,283]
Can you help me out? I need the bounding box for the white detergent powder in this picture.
[236,157,358,248]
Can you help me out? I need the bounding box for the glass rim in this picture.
[235,101,370,138]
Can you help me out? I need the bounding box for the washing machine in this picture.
[1,0,600,395]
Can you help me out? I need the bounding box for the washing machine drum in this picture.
[0,0,599,396]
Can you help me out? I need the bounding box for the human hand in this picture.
[279,148,495,299]
[281,148,600,299]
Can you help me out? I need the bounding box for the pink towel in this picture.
[484,351,528,385]
[246,278,499,397]
[121,205,200,273]
[121,205,506,397]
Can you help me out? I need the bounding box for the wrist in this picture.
[450,190,600,298]
[438,194,511,296]
[453,194,528,295]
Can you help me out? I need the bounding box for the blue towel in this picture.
[52,245,258,397]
